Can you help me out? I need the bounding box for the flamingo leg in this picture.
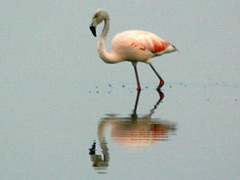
[149,63,164,89]
[133,64,141,91]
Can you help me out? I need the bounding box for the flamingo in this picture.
[89,9,177,91]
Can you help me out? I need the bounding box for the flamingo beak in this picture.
[89,25,96,37]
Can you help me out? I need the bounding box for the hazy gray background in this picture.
[1,0,239,180]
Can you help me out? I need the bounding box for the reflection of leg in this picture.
[149,89,165,116]
[156,88,164,102]
[149,63,164,89]
[132,91,141,118]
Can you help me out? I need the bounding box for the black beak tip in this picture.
[89,26,96,37]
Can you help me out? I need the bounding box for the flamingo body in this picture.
[89,9,177,91]
[111,30,174,63]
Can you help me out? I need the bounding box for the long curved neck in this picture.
[98,17,121,64]
[98,120,110,162]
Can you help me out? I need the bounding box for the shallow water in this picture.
[1,1,240,180]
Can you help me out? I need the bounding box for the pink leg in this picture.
[133,65,141,91]
[149,63,164,89]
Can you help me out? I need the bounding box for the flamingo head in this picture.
[89,9,109,37]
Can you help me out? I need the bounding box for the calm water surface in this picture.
[1,1,239,180]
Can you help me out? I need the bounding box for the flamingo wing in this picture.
[113,31,170,54]
[132,31,171,54]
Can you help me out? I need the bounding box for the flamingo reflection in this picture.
[89,90,176,171]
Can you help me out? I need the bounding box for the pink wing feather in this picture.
[127,31,170,54]
[111,30,172,62]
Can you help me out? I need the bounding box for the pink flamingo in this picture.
[89,9,177,91]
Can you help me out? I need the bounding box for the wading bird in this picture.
[89,9,177,91]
